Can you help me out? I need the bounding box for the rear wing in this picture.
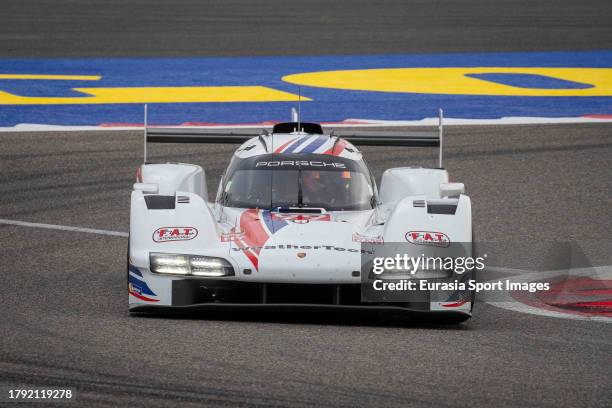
[143,106,445,167]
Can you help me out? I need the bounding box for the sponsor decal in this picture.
[352,233,384,244]
[405,231,450,248]
[231,244,373,254]
[255,160,346,168]
[153,227,198,243]
[229,209,347,271]
[220,230,245,242]
[128,282,159,302]
[128,266,159,302]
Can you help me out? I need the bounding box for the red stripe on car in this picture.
[324,139,347,156]
[442,300,468,308]
[274,137,297,153]
[129,291,159,302]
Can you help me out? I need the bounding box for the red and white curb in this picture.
[483,266,612,323]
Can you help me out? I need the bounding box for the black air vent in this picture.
[427,204,457,215]
[275,207,323,214]
[177,195,190,204]
[144,195,175,210]
[413,200,425,208]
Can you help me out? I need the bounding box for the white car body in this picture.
[128,120,474,321]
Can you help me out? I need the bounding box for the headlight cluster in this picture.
[150,253,234,277]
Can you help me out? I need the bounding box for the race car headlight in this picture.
[150,253,234,277]
[150,253,190,275]
[189,256,234,277]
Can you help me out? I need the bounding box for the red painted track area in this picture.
[513,277,612,318]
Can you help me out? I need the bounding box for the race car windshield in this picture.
[221,154,375,211]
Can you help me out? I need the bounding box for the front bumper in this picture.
[129,302,471,322]
[129,276,471,316]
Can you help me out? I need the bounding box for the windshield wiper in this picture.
[297,168,304,207]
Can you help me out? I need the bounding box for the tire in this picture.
[127,237,133,313]
[126,238,130,291]
[410,313,472,325]
[437,314,472,324]
[470,230,477,313]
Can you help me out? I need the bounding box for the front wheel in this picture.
[127,237,133,313]
[410,313,472,325]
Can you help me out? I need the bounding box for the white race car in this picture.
[128,113,474,323]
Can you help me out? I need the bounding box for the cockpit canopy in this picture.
[220,153,376,211]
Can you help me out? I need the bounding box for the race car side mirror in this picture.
[439,182,464,198]
[133,183,159,194]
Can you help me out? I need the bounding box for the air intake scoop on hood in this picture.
[273,207,326,214]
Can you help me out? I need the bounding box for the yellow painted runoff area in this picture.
[3,68,611,104]
[0,84,309,105]
[283,68,612,96]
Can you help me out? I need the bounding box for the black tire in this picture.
[470,230,477,313]
[437,314,472,324]
[410,312,472,325]
[126,238,130,291]
[127,236,133,314]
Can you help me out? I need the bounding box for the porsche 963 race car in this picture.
[128,110,475,323]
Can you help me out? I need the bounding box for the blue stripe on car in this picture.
[301,135,328,153]
[262,210,289,234]
[128,274,157,296]
[285,135,314,153]
[128,264,143,277]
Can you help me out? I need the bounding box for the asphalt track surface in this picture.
[2,0,612,57]
[1,1,612,407]
[1,124,610,407]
